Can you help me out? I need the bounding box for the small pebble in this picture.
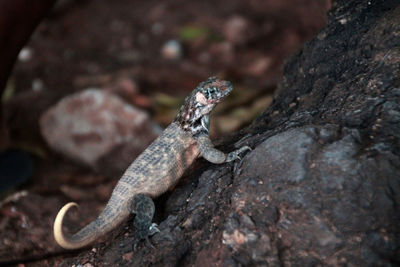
[161,40,182,60]
[18,47,32,62]
[339,18,348,25]
[247,57,272,76]
[223,15,250,45]
[122,252,134,261]
[32,79,44,92]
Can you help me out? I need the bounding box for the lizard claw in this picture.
[226,146,252,162]
[132,223,159,251]
[144,236,156,249]
[133,239,140,251]
[148,223,160,236]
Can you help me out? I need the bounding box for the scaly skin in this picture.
[53,77,250,249]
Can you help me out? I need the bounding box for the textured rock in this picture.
[58,1,400,266]
[228,125,398,265]
[40,89,159,174]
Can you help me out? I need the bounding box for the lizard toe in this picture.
[148,223,160,236]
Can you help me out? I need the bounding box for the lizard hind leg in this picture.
[131,194,159,240]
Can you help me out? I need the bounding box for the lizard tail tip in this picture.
[53,202,79,249]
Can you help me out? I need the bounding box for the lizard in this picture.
[53,77,251,249]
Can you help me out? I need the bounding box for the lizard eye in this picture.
[207,87,216,97]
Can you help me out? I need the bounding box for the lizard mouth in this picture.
[209,79,233,103]
[215,79,233,94]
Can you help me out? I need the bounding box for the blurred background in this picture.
[0,0,330,263]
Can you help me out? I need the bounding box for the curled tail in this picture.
[53,188,131,249]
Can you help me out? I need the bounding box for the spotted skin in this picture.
[53,77,251,249]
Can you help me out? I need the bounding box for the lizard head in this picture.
[174,77,233,135]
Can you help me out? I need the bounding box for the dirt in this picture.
[0,0,330,265]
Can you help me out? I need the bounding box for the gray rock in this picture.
[40,89,159,174]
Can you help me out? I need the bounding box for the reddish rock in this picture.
[40,89,159,173]
[106,78,152,108]
[246,56,273,77]
[222,15,252,45]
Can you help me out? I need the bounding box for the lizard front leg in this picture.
[196,134,251,164]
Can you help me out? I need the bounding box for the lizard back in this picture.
[116,122,199,199]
